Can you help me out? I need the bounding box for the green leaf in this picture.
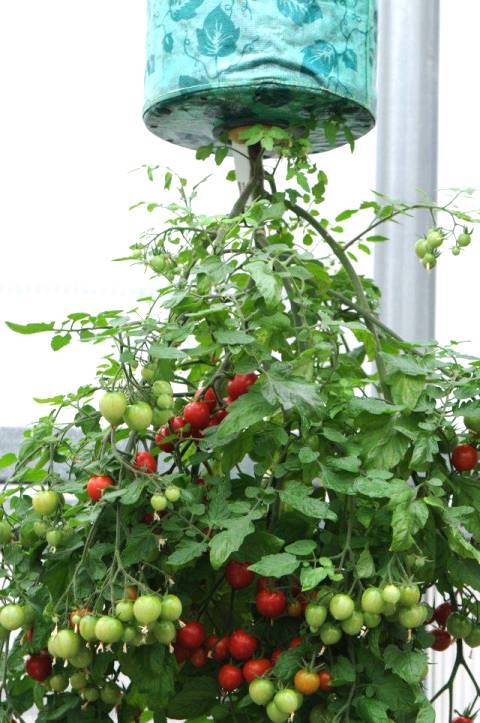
[167,540,208,567]
[416,703,435,723]
[166,677,218,720]
[209,387,277,443]
[411,434,439,469]
[149,344,187,360]
[384,645,428,684]
[356,547,375,578]
[248,553,299,578]
[262,374,323,412]
[51,333,72,351]
[298,447,319,464]
[209,517,255,569]
[331,656,356,686]
[390,374,425,409]
[300,566,328,591]
[360,420,411,470]
[279,482,336,521]
[272,645,307,682]
[240,531,285,561]
[196,143,213,160]
[6,321,55,334]
[353,478,394,498]
[214,330,255,345]
[355,698,390,723]
[0,453,16,469]
[350,397,403,415]
[244,260,282,308]
[285,540,316,556]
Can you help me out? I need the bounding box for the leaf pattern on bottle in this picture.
[277,0,322,24]
[169,0,205,21]
[196,6,241,58]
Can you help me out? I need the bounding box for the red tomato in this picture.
[155,426,175,453]
[453,718,474,723]
[134,451,157,474]
[209,409,228,426]
[86,475,114,502]
[318,670,332,692]
[225,561,255,590]
[170,416,188,436]
[452,444,478,472]
[227,373,258,401]
[256,590,287,618]
[142,512,155,525]
[288,637,303,648]
[242,658,272,682]
[177,622,206,650]
[173,643,191,663]
[190,647,207,668]
[218,664,243,692]
[26,627,34,643]
[294,669,321,695]
[431,629,453,652]
[213,636,230,662]
[195,478,205,486]
[228,630,258,661]
[434,602,453,628]
[183,402,211,430]
[287,601,303,618]
[25,653,52,682]
[195,387,217,411]
[271,649,282,665]
[206,635,218,651]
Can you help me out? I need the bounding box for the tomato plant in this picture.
[1,124,480,721]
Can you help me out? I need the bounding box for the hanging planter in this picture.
[144,0,377,152]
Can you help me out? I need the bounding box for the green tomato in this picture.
[133,595,163,625]
[382,602,397,619]
[398,604,428,629]
[70,647,93,668]
[115,600,134,622]
[150,256,168,274]
[0,521,12,544]
[452,246,461,256]
[458,231,472,247]
[415,239,428,258]
[70,671,88,689]
[79,615,98,642]
[33,521,48,538]
[32,490,60,516]
[53,630,81,659]
[46,530,63,547]
[124,402,153,432]
[83,687,99,703]
[161,595,182,622]
[0,604,25,631]
[341,610,364,636]
[22,604,35,626]
[95,616,124,644]
[100,682,122,705]
[152,408,173,427]
[165,486,181,503]
[361,588,384,615]
[319,623,342,646]
[153,620,176,645]
[249,678,275,706]
[305,603,327,630]
[152,381,173,397]
[447,613,473,639]
[49,674,69,692]
[329,594,355,622]
[99,391,127,426]
[399,584,421,608]
[426,229,444,249]
[156,393,173,410]
[274,689,302,715]
[363,612,381,629]
[465,625,480,648]
[381,584,401,605]
[266,702,290,722]
[465,414,480,434]
[422,253,437,269]
[122,626,142,645]
[151,494,167,512]
[141,365,156,383]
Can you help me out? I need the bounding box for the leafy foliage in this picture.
[1,125,480,722]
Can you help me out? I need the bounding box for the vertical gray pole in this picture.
[374,0,440,342]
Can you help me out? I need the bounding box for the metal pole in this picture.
[374,0,440,342]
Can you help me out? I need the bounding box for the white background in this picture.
[0,2,479,721]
